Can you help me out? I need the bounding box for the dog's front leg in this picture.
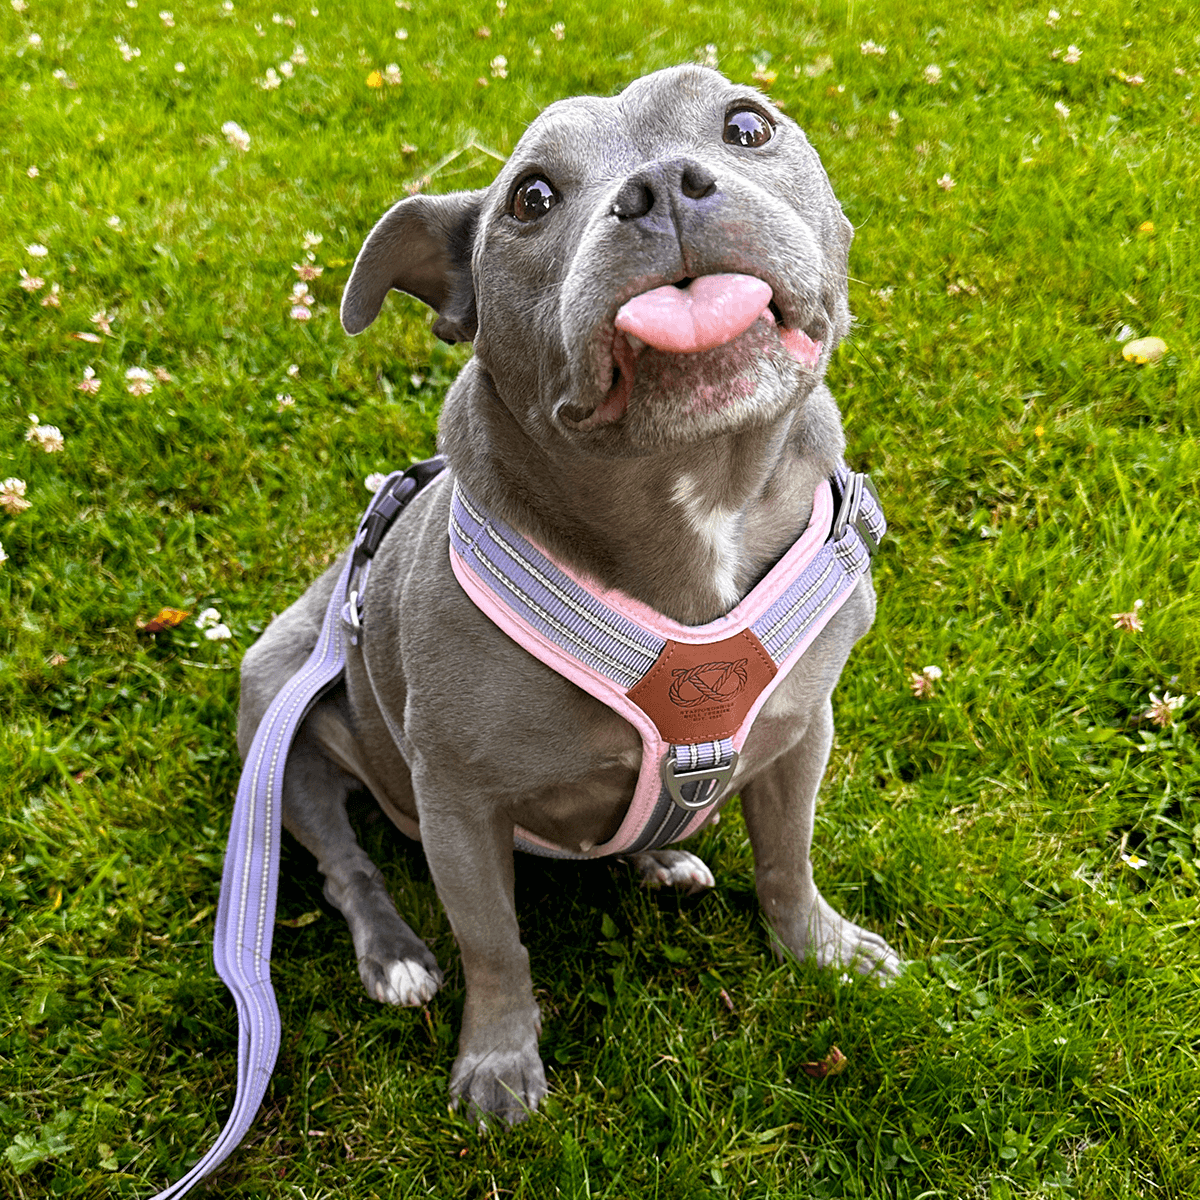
[414,779,547,1126]
[740,700,902,979]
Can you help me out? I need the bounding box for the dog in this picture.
[237,64,901,1128]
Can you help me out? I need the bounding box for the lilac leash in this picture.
[150,459,446,1198]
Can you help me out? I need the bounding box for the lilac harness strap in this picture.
[149,459,446,1198]
[449,465,885,859]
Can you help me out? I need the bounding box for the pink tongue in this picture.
[614,273,773,354]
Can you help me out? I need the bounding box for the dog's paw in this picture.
[790,893,903,982]
[450,1036,548,1129]
[360,954,443,1006]
[625,849,715,894]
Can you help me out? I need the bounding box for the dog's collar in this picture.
[448,464,884,858]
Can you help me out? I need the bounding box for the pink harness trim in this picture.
[449,471,882,859]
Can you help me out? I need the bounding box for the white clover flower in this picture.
[160,10,175,25]
[28,32,42,47]
[204,623,233,641]
[1,478,31,515]
[1054,100,1070,118]
[291,45,308,65]
[78,366,101,394]
[279,60,294,78]
[491,55,507,78]
[924,64,942,84]
[1064,44,1082,64]
[91,309,114,334]
[365,472,387,493]
[937,173,956,190]
[276,393,295,410]
[383,63,402,85]
[27,165,39,178]
[126,366,155,395]
[195,607,222,630]
[107,214,123,229]
[261,67,281,89]
[27,243,49,258]
[291,282,315,306]
[702,43,718,68]
[302,230,323,250]
[860,40,887,57]
[12,0,29,12]
[222,120,251,151]
[910,664,943,699]
[175,62,186,73]
[551,21,565,40]
[1144,692,1186,727]
[1046,8,1060,25]
[40,283,61,308]
[19,269,44,292]
[26,423,64,452]
[0,541,7,565]
[1111,599,1144,631]
[290,305,312,321]
[287,363,300,377]
[395,27,408,39]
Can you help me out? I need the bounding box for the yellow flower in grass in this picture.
[366,70,383,88]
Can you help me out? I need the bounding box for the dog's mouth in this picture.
[567,274,824,431]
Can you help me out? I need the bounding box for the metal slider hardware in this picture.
[661,749,739,810]
[831,472,882,555]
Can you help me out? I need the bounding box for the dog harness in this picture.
[448,468,885,857]
[150,454,883,1196]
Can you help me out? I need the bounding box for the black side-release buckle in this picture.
[352,454,449,570]
[830,472,882,556]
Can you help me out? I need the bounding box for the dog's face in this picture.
[343,65,853,454]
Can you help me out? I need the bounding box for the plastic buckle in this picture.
[661,749,739,810]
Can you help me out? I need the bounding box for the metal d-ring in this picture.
[661,749,739,810]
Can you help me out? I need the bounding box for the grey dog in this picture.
[237,64,901,1127]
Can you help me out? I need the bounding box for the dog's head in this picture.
[343,65,852,454]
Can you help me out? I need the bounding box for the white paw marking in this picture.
[381,958,440,1006]
[630,849,715,893]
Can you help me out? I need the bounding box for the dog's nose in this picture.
[610,158,719,222]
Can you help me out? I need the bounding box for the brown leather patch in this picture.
[626,629,778,744]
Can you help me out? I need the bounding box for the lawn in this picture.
[2,0,1198,1197]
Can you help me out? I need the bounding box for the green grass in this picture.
[3,0,1199,1196]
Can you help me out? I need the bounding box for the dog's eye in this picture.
[512,176,559,222]
[723,108,773,148]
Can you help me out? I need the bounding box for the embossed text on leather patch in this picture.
[626,629,778,744]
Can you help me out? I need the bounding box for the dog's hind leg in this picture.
[238,586,442,1008]
[277,726,443,1006]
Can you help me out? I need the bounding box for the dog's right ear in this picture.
[341,191,483,342]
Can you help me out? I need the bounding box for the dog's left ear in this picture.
[341,191,483,342]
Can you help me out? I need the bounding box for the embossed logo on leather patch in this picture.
[627,630,777,744]
[668,659,748,708]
